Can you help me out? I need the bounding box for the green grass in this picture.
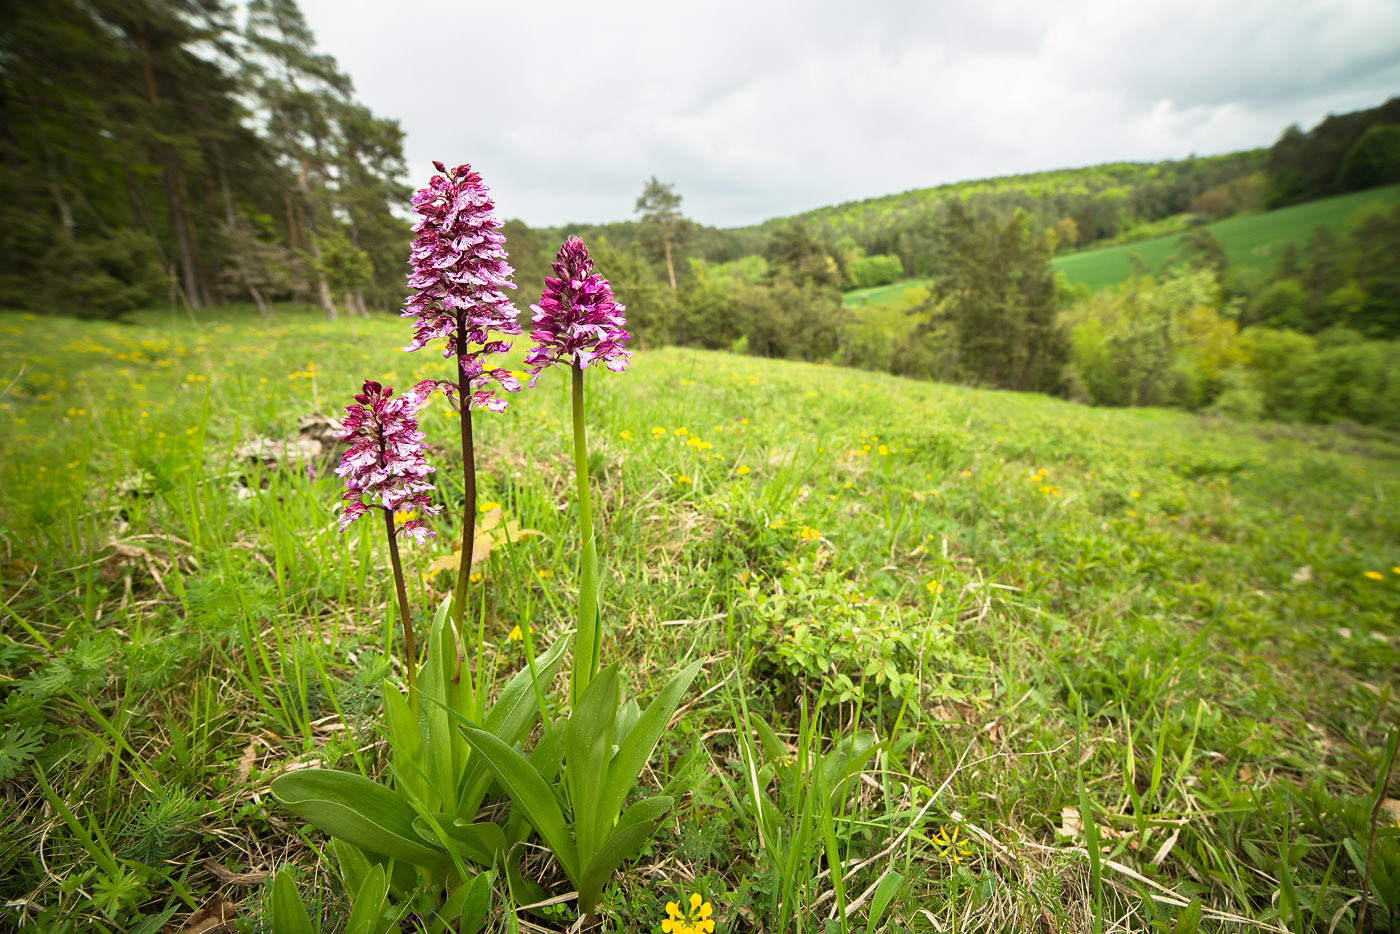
[2,306,1399,932]
[843,280,931,309]
[846,185,1400,308]
[1053,184,1400,291]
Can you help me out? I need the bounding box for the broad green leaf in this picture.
[270,870,314,934]
[821,731,879,806]
[418,614,458,812]
[345,864,387,934]
[483,636,569,743]
[865,870,904,934]
[613,795,673,833]
[598,661,701,843]
[381,681,424,801]
[576,796,673,916]
[506,846,551,918]
[411,814,503,867]
[566,665,619,868]
[458,726,580,883]
[428,880,472,934]
[332,838,373,902]
[337,840,417,896]
[271,770,451,872]
[530,719,566,785]
[571,533,601,705]
[614,697,641,747]
[428,637,569,821]
[750,712,785,764]
[459,870,494,934]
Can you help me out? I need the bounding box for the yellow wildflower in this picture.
[662,894,715,934]
[926,580,941,595]
[536,569,553,580]
[651,426,666,437]
[674,427,688,436]
[1364,571,1385,581]
[960,470,971,478]
[1130,491,1141,499]
[394,509,418,524]
[507,624,533,642]
[676,475,692,485]
[736,465,751,475]
[799,527,820,543]
[932,824,973,864]
[619,429,633,441]
[479,501,501,513]
[877,444,889,456]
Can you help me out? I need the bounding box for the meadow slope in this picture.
[843,183,1400,307]
[1,308,1398,932]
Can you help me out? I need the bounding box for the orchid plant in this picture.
[269,169,696,930]
[460,235,699,922]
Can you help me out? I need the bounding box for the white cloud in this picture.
[300,0,1400,227]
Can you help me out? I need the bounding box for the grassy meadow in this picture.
[843,183,1400,309]
[1052,184,1400,292]
[2,307,1400,932]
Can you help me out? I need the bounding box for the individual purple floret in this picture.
[524,236,631,386]
[403,161,521,412]
[335,379,440,543]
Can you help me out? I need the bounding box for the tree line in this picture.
[1,0,407,319]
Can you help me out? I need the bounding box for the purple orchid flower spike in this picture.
[403,161,522,412]
[334,378,441,692]
[524,236,631,387]
[334,379,440,544]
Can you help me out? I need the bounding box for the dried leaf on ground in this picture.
[164,895,237,934]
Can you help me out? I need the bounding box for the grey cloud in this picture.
[301,0,1400,228]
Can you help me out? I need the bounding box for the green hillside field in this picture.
[1053,183,1400,291]
[2,307,1397,930]
[843,183,1400,308]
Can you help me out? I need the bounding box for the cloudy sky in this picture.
[299,0,1400,229]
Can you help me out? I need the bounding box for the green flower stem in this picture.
[383,507,417,697]
[570,363,600,705]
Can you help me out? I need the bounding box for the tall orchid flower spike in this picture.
[525,236,630,703]
[524,235,631,385]
[402,161,521,645]
[335,379,440,693]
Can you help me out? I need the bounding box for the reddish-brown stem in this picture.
[383,507,417,696]
[452,312,477,657]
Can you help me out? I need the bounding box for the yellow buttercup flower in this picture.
[735,465,751,475]
[619,429,633,441]
[662,894,715,934]
[507,624,533,642]
[1364,571,1385,581]
[877,444,889,456]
